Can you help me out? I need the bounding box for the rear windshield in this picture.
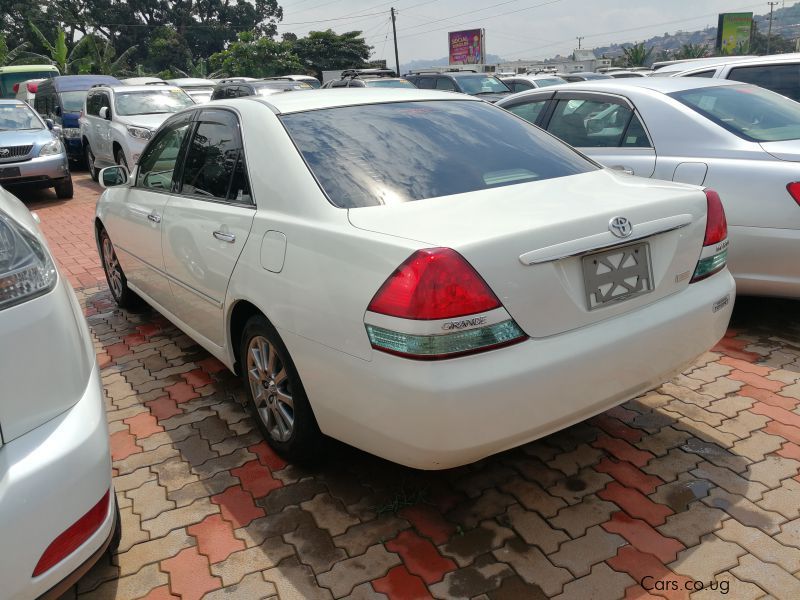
[365,79,416,88]
[452,75,510,95]
[670,84,800,142]
[280,100,595,208]
[60,91,86,113]
[535,77,566,87]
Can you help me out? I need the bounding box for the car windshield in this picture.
[114,89,194,116]
[365,79,416,88]
[60,91,87,112]
[452,75,510,95]
[670,84,800,142]
[0,103,43,130]
[535,77,566,87]
[280,100,595,208]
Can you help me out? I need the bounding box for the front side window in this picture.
[506,99,549,124]
[136,117,192,190]
[280,100,595,208]
[547,98,649,148]
[452,75,510,95]
[86,93,101,116]
[671,84,800,142]
[727,63,800,101]
[0,103,43,130]
[114,89,194,116]
[180,111,251,203]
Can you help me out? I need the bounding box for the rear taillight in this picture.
[26,82,38,93]
[691,189,728,283]
[365,248,526,359]
[33,490,110,577]
[787,182,800,207]
[12,83,19,93]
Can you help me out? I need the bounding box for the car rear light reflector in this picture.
[366,319,526,360]
[787,182,800,207]
[367,248,501,320]
[0,210,58,310]
[26,82,39,93]
[691,189,728,283]
[33,490,110,577]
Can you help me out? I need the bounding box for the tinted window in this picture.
[452,75,510,94]
[136,117,192,190]
[60,91,86,113]
[180,111,251,203]
[435,77,457,91]
[670,84,800,142]
[366,79,416,88]
[687,70,715,78]
[506,99,548,124]
[211,87,225,100]
[621,114,651,148]
[728,63,800,101]
[415,77,436,89]
[512,81,535,92]
[547,99,642,148]
[86,92,101,116]
[280,100,594,208]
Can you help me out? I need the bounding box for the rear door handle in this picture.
[213,230,236,243]
[147,213,161,223]
[610,165,634,175]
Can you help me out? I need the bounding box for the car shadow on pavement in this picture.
[64,290,799,599]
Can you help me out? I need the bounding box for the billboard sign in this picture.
[449,29,485,65]
[716,12,753,55]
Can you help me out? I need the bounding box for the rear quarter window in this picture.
[280,100,596,208]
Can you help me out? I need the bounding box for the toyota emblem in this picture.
[609,216,633,238]
[0,148,9,158]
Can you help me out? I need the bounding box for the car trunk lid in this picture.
[760,140,800,162]
[349,170,710,338]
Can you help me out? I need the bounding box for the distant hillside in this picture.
[399,54,505,74]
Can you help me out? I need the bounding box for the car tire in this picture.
[240,315,323,464]
[114,149,129,171]
[53,175,74,199]
[85,143,99,182]
[99,228,138,308]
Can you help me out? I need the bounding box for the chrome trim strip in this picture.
[519,213,693,266]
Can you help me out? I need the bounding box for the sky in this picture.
[275,0,789,64]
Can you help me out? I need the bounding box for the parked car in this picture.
[14,78,45,104]
[0,99,73,198]
[80,84,194,177]
[324,69,416,89]
[210,79,311,99]
[496,77,800,297]
[166,78,216,104]
[34,75,122,166]
[668,53,800,102]
[499,73,567,92]
[94,89,733,469]
[608,70,652,78]
[284,74,321,89]
[0,187,119,598]
[559,72,614,82]
[119,77,166,86]
[0,64,59,99]
[404,71,512,102]
[650,55,757,77]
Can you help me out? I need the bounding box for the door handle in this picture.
[147,213,161,223]
[610,165,634,176]
[213,230,236,243]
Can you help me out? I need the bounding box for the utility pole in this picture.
[391,8,400,76]
[576,36,584,50]
[767,1,779,54]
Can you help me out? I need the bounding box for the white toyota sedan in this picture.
[0,188,118,598]
[95,89,734,469]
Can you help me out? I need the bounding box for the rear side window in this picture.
[687,70,715,78]
[506,99,548,124]
[727,63,800,101]
[547,99,650,148]
[280,100,595,208]
[670,84,800,142]
[415,77,436,89]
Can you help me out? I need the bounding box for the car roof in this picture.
[0,99,27,105]
[93,84,182,93]
[41,75,121,92]
[675,52,800,73]
[167,78,215,86]
[220,88,479,114]
[547,76,742,94]
[653,55,762,74]
[0,65,59,74]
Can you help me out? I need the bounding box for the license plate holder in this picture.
[0,166,20,180]
[582,242,653,310]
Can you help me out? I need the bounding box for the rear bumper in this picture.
[288,271,735,469]
[728,225,800,298]
[0,154,69,187]
[0,363,116,600]
[63,136,83,161]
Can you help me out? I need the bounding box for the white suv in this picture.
[80,84,194,179]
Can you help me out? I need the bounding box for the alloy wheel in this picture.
[102,236,123,299]
[246,335,294,442]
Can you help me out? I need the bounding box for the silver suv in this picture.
[0,99,72,198]
[79,84,194,179]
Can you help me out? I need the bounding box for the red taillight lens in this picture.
[703,189,727,246]
[33,490,110,577]
[787,182,800,207]
[26,82,39,93]
[367,248,501,320]
[12,83,20,93]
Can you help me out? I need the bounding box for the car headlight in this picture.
[38,139,64,157]
[0,210,57,310]
[127,126,152,140]
[61,127,81,139]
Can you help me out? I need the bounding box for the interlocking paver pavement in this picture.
[14,176,800,599]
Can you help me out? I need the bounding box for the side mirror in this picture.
[99,165,129,188]
[45,118,54,130]
[99,106,110,120]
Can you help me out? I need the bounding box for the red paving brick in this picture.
[598,482,673,527]
[109,429,141,461]
[608,546,692,600]
[777,441,800,461]
[187,514,246,564]
[164,381,200,404]
[182,368,213,388]
[728,370,785,393]
[712,337,762,362]
[602,511,685,563]
[161,547,221,600]
[385,530,456,585]
[593,435,654,468]
[738,385,798,410]
[372,565,433,600]
[594,457,663,495]
[211,486,264,528]
[145,396,183,421]
[591,414,644,443]
[719,356,772,376]
[248,441,288,471]
[399,504,456,545]
[124,412,164,439]
[231,460,283,498]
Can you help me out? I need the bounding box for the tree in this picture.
[83,35,138,76]
[0,33,34,66]
[145,27,192,74]
[174,58,224,79]
[28,22,98,74]
[208,32,303,78]
[292,30,372,79]
[749,21,795,54]
[674,43,710,60]
[621,42,653,67]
